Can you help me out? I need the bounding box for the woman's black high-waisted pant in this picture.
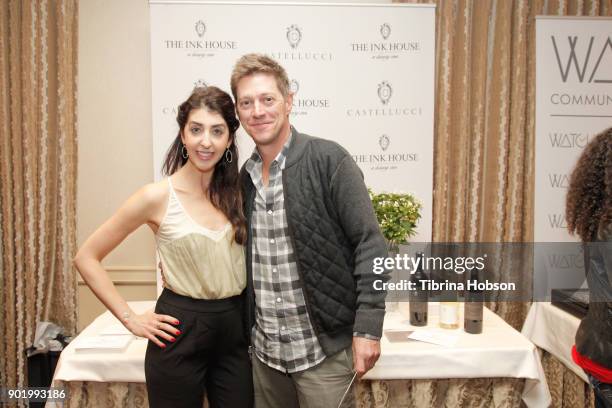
[145,288,253,408]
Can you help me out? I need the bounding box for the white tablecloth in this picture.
[54,302,550,407]
[521,301,587,383]
[365,303,550,407]
[54,301,154,383]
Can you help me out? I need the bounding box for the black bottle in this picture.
[464,267,484,334]
[409,252,428,326]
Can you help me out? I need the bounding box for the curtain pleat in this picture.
[0,1,78,404]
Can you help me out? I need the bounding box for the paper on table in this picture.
[407,328,460,347]
[74,335,133,352]
[384,330,414,343]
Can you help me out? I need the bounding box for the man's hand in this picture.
[352,336,381,378]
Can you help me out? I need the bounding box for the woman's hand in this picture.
[124,310,180,348]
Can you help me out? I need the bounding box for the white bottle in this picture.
[439,302,459,329]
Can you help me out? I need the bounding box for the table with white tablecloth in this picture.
[366,303,550,407]
[53,301,153,383]
[51,302,551,407]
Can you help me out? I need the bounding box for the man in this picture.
[231,53,389,408]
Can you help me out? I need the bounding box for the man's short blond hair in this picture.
[230,53,290,100]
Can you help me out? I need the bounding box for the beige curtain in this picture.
[0,0,78,402]
[542,351,595,408]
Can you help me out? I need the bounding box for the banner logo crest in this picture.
[289,79,300,94]
[193,79,209,89]
[380,23,391,40]
[286,25,302,49]
[379,134,390,151]
[195,20,207,38]
[378,81,393,105]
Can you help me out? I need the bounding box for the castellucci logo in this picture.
[380,23,391,40]
[289,79,300,94]
[195,20,206,38]
[379,134,390,151]
[286,25,302,49]
[193,79,208,89]
[378,81,392,105]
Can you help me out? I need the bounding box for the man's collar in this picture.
[249,126,294,164]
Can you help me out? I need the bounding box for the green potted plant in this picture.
[368,189,422,251]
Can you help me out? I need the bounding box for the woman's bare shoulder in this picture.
[134,179,170,210]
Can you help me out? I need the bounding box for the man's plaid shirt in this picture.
[244,131,326,373]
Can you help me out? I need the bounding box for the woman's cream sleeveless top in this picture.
[155,178,246,299]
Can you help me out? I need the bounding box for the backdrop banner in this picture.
[534,17,612,298]
[149,1,435,236]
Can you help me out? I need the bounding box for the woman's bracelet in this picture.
[121,311,131,324]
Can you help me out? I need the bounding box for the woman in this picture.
[566,127,612,407]
[74,86,253,407]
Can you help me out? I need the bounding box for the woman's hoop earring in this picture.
[225,148,233,163]
[181,144,189,159]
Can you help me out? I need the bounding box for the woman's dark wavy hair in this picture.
[566,127,612,242]
[162,86,246,245]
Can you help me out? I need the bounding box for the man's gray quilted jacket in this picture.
[240,129,389,356]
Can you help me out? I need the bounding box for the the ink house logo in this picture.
[352,133,418,171]
[380,23,391,40]
[547,35,612,111]
[378,81,392,105]
[163,19,238,58]
[289,78,330,117]
[267,24,332,62]
[346,81,423,118]
[195,20,206,38]
[351,23,420,59]
[379,134,390,151]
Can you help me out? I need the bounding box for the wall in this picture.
[77,0,156,331]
